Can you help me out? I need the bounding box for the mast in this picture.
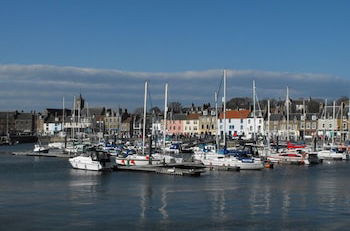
[223,69,227,149]
[72,96,76,141]
[286,86,289,141]
[163,83,168,154]
[78,97,81,138]
[62,97,65,132]
[324,99,327,146]
[215,91,219,151]
[267,99,271,156]
[332,100,336,145]
[253,80,256,141]
[142,81,148,155]
[340,102,343,143]
[303,99,306,140]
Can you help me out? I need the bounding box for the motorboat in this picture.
[317,146,348,160]
[267,149,310,165]
[69,149,116,171]
[193,148,264,170]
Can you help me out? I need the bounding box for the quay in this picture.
[12,151,74,158]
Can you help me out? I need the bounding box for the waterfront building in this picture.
[120,116,133,138]
[217,110,250,138]
[183,113,200,136]
[104,108,122,135]
[14,112,35,134]
[198,109,217,136]
[0,112,16,136]
[167,114,186,135]
[246,111,265,139]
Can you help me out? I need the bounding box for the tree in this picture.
[168,102,182,113]
[133,107,144,115]
[150,106,161,115]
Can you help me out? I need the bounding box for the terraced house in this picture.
[183,113,200,136]
[198,109,216,136]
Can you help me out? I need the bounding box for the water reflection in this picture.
[68,169,107,205]
[159,187,169,221]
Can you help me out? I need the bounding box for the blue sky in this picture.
[0,0,349,110]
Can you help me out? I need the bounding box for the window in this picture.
[240,125,243,130]
[202,125,204,129]
[212,125,214,129]
[207,125,209,129]
[329,124,332,128]
[250,126,253,131]
[248,120,251,124]
[259,119,261,124]
[229,119,231,123]
[220,119,222,123]
[312,123,316,129]
[240,119,243,123]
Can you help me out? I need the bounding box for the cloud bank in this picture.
[0,64,348,111]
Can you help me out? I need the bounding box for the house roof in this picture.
[171,114,187,120]
[219,110,251,119]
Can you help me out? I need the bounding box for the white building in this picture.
[217,110,251,138]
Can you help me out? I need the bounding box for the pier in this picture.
[117,163,206,176]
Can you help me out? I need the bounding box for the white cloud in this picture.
[0,64,348,111]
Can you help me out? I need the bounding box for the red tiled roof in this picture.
[219,110,251,119]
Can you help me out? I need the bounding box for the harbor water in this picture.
[1,144,350,231]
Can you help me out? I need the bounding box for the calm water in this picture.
[1,144,350,231]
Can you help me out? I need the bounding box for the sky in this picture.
[0,0,349,111]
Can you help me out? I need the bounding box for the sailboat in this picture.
[115,81,162,166]
[193,70,264,170]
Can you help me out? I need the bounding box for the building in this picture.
[166,114,186,135]
[218,110,250,138]
[104,108,121,135]
[183,113,200,136]
[198,109,217,136]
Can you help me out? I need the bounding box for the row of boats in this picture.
[32,139,350,172]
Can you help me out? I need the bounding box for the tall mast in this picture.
[142,81,148,155]
[215,91,219,151]
[267,99,270,155]
[332,100,336,145]
[78,97,81,137]
[303,99,306,140]
[253,80,256,141]
[72,96,76,141]
[223,69,227,149]
[324,98,327,146]
[286,86,289,141]
[62,97,65,132]
[348,98,350,141]
[163,83,168,154]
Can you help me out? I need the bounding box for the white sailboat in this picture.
[115,81,161,166]
[193,70,264,170]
